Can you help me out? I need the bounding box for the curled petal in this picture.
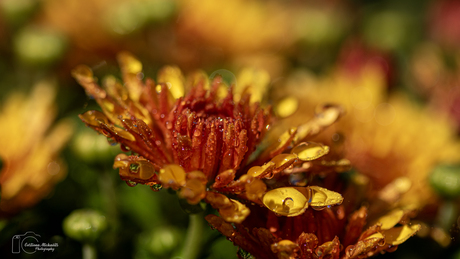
[308,186,344,210]
[371,209,405,230]
[345,232,385,259]
[179,178,206,204]
[159,164,186,190]
[113,154,158,184]
[296,233,319,258]
[247,161,275,178]
[271,240,299,259]
[295,104,344,144]
[382,224,421,246]
[244,178,267,201]
[219,199,250,224]
[315,236,341,259]
[205,192,250,223]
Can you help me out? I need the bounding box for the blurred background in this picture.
[0,0,460,258]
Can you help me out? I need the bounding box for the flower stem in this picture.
[180,213,204,259]
[83,243,97,259]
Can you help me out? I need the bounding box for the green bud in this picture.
[430,164,460,198]
[63,209,107,243]
[71,126,119,163]
[138,226,182,257]
[13,25,67,66]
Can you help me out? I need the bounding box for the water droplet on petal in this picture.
[150,183,163,192]
[271,154,298,170]
[283,197,294,208]
[129,163,140,173]
[125,180,138,187]
[159,164,186,189]
[263,187,309,217]
[308,186,343,210]
[247,161,275,178]
[291,142,329,161]
[315,104,343,126]
[383,224,421,245]
[107,137,117,146]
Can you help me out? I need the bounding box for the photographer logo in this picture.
[12,231,58,254]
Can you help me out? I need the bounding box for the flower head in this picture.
[0,81,73,216]
[74,53,420,258]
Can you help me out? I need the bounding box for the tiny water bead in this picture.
[282,197,294,208]
[125,180,138,187]
[150,184,163,192]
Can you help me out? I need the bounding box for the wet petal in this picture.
[291,142,329,161]
[314,104,344,126]
[345,232,384,259]
[247,161,275,178]
[271,240,298,259]
[263,187,309,217]
[372,209,405,230]
[218,199,250,224]
[113,154,157,181]
[382,224,421,245]
[179,178,206,204]
[79,110,109,127]
[315,236,340,259]
[159,164,186,189]
[244,178,267,201]
[271,153,298,171]
[308,186,344,210]
[111,126,136,141]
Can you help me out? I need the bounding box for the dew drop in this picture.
[125,180,138,187]
[283,197,294,208]
[107,137,117,146]
[291,142,329,161]
[129,163,140,173]
[150,184,163,192]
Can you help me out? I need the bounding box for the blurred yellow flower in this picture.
[0,81,73,216]
[278,63,460,212]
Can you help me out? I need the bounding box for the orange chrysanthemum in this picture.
[74,53,420,259]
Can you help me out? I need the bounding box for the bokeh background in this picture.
[0,0,460,258]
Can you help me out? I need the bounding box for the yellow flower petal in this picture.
[263,187,309,217]
[308,186,344,210]
[373,209,405,230]
[291,142,329,161]
[383,224,421,245]
[159,164,186,189]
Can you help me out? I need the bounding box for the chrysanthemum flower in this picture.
[74,53,420,258]
[0,81,73,216]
